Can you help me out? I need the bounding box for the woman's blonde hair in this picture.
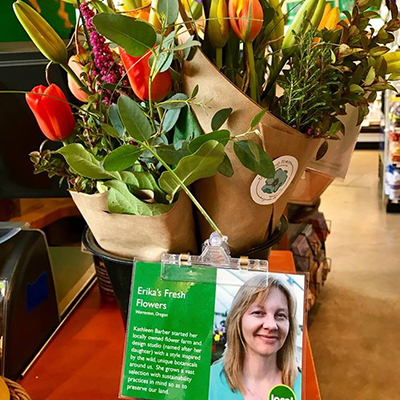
[223,274,298,393]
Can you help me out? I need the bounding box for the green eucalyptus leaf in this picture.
[101,123,120,138]
[91,0,115,13]
[149,50,173,73]
[119,171,167,203]
[157,0,179,24]
[183,36,198,60]
[93,13,156,57]
[105,180,172,215]
[156,143,191,164]
[172,40,202,51]
[173,106,203,143]
[118,95,153,142]
[188,130,230,153]
[191,84,199,98]
[58,144,117,179]
[233,140,275,179]
[159,140,225,198]
[108,104,124,136]
[211,108,233,131]
[251,109,267,128]
[160,93,189,109]
[162,108,181,133]
[103,145,143,171]
[218,154,234,177]
[248,140,261,164]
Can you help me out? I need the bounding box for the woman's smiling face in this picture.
[241,287,290,357]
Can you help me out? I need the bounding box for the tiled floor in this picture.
[308,150,400,399]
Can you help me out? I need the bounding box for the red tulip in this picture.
[119,48,172,102]
[26,84,75,141]
[228,0,263,43]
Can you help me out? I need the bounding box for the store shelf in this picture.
[289,170,334,206]
[10,198,80,229]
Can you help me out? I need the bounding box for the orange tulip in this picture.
[26,84,75,141]
[228,0,263,43]
[67,55,89,102]
[127,3,150,20]
[119,48,172,101]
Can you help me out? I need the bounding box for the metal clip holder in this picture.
[160,232,269,283]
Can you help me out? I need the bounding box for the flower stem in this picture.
[263,56,287,99]
[216,47,223,70]
[145,146,223,237]
[245,41,257,102]
[61,63,89,93]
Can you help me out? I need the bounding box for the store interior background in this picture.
[309,150,400,399]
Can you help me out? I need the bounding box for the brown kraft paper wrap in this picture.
[70,191,198,260]
[183,49,322,255]
[307,105,361,179]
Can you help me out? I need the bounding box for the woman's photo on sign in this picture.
[209,271,305,400]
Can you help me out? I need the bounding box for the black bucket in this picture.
[82,215,288,324]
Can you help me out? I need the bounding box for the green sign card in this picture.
[120,262,216,399]
[120,263,305,400]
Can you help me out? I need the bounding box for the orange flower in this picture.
[26,84,75,141]
[67,55,89,102]
[119,48,172,101]
[127,3,150,20]
[228,0,263,43]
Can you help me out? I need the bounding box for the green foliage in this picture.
[58,144,119,180]
[93,13,156,57]
[188,130,230,153]
[211,108,233,131]
[105,180,172,216]
[159,140,225,200]
[218,154,234,177]
[103,145,144,171]
[277,27,342,138]
[118,95,153,142]
[157,0,179,25]
[233,140,275,179]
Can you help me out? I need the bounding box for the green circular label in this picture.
[269,384,297,400]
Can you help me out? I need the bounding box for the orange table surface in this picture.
[20,251,321,400]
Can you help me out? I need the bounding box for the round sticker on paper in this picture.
[269,384,297,400]
[250,156,298,205]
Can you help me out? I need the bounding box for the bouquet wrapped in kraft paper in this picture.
[12,0,239,261]
[183,50,322,255]
[178,0,400,254]
[70,191,197,260]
